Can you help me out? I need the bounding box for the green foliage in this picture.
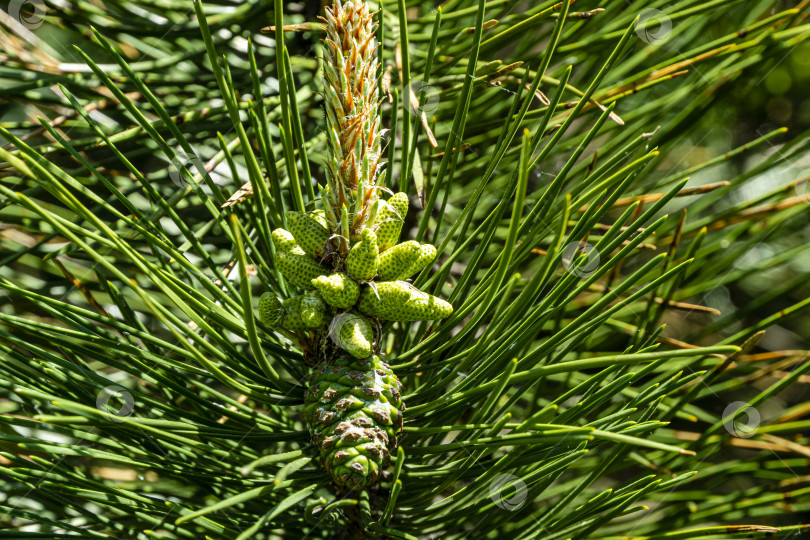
[1,0,810,538]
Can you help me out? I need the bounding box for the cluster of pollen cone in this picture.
[257,0,452,489]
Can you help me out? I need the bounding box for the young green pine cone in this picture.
[329,312,374,359]
[360,280,410,308]
[271,228,325,290]
[311,209,329,229]
[279,291,327,330]
[276,251,325,290]
[374,192,408,252]
[304,355,404,490]
[403,244,437,278]
[358,281,453,322]
[257,291,325,330]
[300,292,327,325]
[271,228,298,252]
[345,229,379,281]
[286,211,331,259]
[377,241,421,281]
[258,292,283,327]
[312,272,360,309]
